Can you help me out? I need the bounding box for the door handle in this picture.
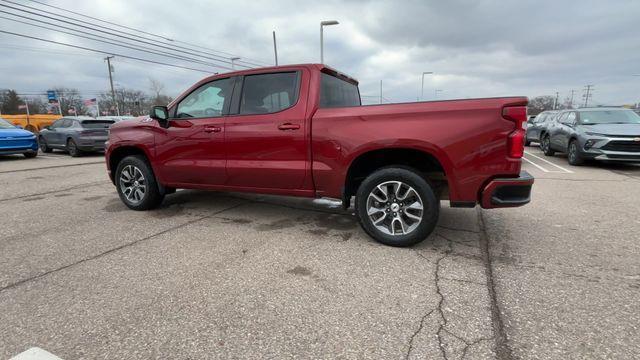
[204,126,222,133]
[278,123,300,131]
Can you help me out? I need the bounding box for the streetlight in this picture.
[420,72,433,100]
[320,20,339,64]
[230,57,240,70]
[633,75,640,108]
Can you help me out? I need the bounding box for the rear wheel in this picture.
[67,138,82,157]
[355,167,439,247]
[115,155,164,210]
[541,135,555,156]
[567,139,584,166]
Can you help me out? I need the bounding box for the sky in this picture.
[0,0,639,106]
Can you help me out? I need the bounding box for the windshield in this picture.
[579,110,640,125]
[0,118,16,129]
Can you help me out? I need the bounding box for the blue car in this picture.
[0,118,38,158]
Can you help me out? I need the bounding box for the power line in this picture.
[0,1,246,70]
[4,0,269,68]
[0,29,214,73]
[25,0,271,67]
[0,12,234,70]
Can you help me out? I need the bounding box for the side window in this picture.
[565,112,576,124]
[555,113,567,123]
[239,72,298,115]
[320,72,361,108]
[62,119,73,127]
[50,120,63,128]
[535,114,546,123]
[176,78,233,118]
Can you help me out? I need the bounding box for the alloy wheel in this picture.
[366,181,423,236]
[119,165,147,204]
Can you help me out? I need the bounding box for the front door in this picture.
[224,71,308,190]
[154,77,235,186]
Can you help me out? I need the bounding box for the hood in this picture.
[110,115,153,129]
[0,127,36,138]
[580,123,640,136]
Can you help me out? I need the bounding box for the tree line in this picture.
[0,79,172,117]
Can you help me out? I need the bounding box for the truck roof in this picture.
[206,63,359,85]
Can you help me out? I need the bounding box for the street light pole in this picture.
[272,31,278,66]
[421,72,433,100]
[634,75,640,109]
[231,57,240,70]
[320,20,339,64]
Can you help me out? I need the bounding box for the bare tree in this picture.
[528,96,555,115]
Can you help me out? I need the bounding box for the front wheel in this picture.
[567,140,584,166]
[115,155,164,210]
[355,167,439,247]
[23,151,37,158]
[39,137,52,153]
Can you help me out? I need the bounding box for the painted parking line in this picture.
[522,156,553,173]
[524,151,574,174]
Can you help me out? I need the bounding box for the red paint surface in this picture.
[106,64,531,207]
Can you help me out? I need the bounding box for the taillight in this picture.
[503,106,527,158]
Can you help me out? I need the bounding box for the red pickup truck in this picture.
[106,64,533,246]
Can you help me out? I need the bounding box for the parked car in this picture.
[106,64,533,247]
[39,116,115,157]
[540,107,640,165]
[0,117,38,158]
[525,110,558,145]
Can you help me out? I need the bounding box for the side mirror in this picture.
[150,106,169,127]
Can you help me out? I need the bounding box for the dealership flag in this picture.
[18,104,27,109]
[83,98,97,106]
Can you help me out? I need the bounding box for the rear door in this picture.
[154,77,235,186]
[44,119,64,146]
[224,70,309,190]
[549,112,567,149]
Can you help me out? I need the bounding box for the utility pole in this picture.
[569,89,576,109]
[380,80,383,104]
[582,85,594,107]
[553,91,559,109]
[105,56,120,116]
[272,31,278,66]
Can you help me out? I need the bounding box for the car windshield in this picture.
[579,110,640,125]
[0,118,16,129]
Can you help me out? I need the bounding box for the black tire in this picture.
[567,139,584,166]
[23,151,37,158]
[541,135,555,156]
[525,139,531,146]
[39,137,52,153]
[115,155,164,210]
[67,138,82,157]
[355,167,439,247]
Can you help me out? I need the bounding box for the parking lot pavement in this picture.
[489,145,640,359]
[0,153,496,359]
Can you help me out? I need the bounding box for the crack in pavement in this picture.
[461,336,495,360]
[477,208,514,360]
[0,161,104,174]
[0,180,109,202]
[0,201,250,293]
[437,225,480,234]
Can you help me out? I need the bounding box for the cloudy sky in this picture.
[0,0,639,106]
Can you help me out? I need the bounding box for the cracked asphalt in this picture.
[0,148,638,359]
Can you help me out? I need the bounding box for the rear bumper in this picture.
[480,171,534,209]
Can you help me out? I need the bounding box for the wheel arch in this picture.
[107,145,153,184]
[342,146,453,208]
